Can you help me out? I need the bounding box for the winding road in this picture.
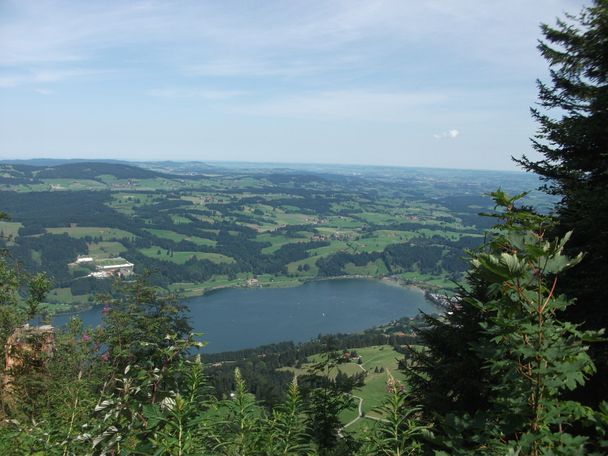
[342,393,388,430]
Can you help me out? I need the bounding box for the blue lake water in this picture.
[53,279,434,353]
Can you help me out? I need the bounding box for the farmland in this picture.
[0,161,549,312]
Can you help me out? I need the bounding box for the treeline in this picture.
[316,237,473,277]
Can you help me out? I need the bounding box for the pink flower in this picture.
[82,332,90,342]
[100,352,110,363]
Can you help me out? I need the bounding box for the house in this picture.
[95,258,134,278]
[75,256,94,264]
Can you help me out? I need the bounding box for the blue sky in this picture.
[0,0,587,170]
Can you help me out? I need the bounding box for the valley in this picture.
[0,160,548,316]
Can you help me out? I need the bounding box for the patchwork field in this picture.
[0,161,548,312]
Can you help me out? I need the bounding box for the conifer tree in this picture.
[515,0,608,404]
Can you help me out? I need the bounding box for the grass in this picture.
[257,233,310,254]
[88,241,127,258]
[140,247,235,265]
[47,287,74,303]
[343,259,389,276]
[287,256,319,276]
[46,226,134,240]
[279,345,406,426]
[41,179,107,190]
[145,228,216,246]
[170,214,192,224]
[108,193,157,214]
[351,230,416,253]
[0,221,22,239]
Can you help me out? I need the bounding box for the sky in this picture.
[0,0,589,170]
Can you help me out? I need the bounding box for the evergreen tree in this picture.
[515,0,608,404]
[405,276,493,422]
[421,191,606,455]
[101,274,191,371]
[300,336,354,454]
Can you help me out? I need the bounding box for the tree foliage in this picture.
[516,0,608,405]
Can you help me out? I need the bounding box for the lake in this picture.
[53,279,434,353]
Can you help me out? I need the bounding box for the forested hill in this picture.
[0,161,177,182]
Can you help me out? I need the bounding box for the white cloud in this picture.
[0,0,580,82]
[434,129,460,139]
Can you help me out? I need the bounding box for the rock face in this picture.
[2,324,55,395]
[0,324,55,406]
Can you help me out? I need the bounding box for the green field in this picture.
[145,228,217,246]
[0,221,22,239]
[140,247,235,265]
[257,232,310,254]
[47,226,134,240]
[343,259,389,276]
[280,345,406,429]
[41,179,107,190]
[88,241,127,257]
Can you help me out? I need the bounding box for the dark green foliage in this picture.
[406,280,493,420]
[360,372,429,456]
[300,337,354,453]
[411,191,606,454]
[516,0,608,405]
[34,162,169,180]
[101,274,192,370]
[470,191,599,454]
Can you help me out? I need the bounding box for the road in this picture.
[342,393,388,430]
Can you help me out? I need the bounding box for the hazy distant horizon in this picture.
[0,155,532,174]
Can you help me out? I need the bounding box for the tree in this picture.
[515,0,608,405]
[101,274,191,371]
[416,191,606,455]
[300,336,354,454]
[468,191,601,454]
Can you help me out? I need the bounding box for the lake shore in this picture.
[179,273,432,299]
[49,278,437,353]
[44,273,442,316]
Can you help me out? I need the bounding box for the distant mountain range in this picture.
[0,161,177,181]
[0,160,224,180]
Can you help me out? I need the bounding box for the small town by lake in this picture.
[54,279,435,353]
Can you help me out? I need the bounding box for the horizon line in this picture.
[0,156,529,174]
